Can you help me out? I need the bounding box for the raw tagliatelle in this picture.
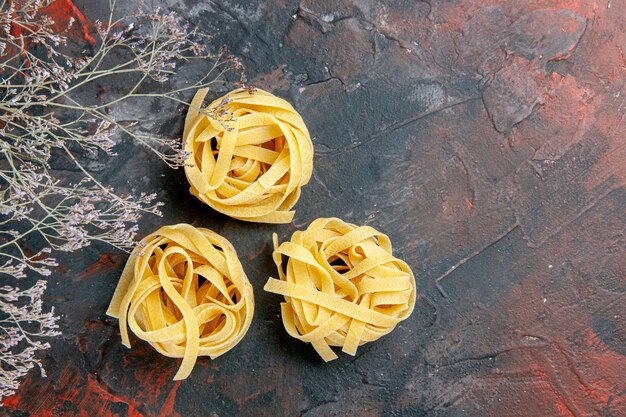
[182,88,314,223]
[106,224,254,380]
[264,218,416,361]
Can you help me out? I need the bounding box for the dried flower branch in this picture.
[0,0,244,402]
[0,280,60,400]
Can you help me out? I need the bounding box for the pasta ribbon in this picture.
[264,217,416,361]
[182,88,314,223]
[107,224,254,380]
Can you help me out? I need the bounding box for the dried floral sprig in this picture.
[0,0,244,402]
[0,280,60,401]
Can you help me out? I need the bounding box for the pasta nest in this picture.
[264,217,416,361]
[182,88,314,223]
[107,224,254,380]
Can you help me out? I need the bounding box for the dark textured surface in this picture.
[4,0,626,416]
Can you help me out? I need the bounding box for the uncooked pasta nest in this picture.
[264,217,416,361]
[182,88,314,223]
[106,224,254,380]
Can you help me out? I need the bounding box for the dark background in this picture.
[4,0,625,416]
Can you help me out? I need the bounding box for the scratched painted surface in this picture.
[4,0,625,416]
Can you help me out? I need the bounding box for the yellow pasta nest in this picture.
[264,217,416,361]
[106,224,254,380]
[182,88,314,223]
